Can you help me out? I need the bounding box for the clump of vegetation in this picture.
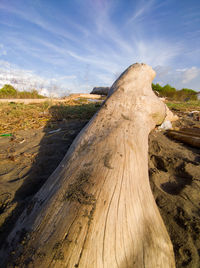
[176,88,198,101]
[0,99,100,133]
[166,100,200,111]
[0,84,45,99]
[152,83,198,101]
[0,102,51,132]
[49,102,100,121]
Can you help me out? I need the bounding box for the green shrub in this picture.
[0,84,17,97]
[162,84,176,98]
[152,83,197,101]
[0,84,45,99]
[175,88,197,101]
[152,83,163,93]
[152,83,176,98]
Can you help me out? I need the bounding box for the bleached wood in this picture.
[1,63,175,268]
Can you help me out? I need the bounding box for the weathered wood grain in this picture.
[1,63,175,268]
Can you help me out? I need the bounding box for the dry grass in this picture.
[0,99,101,134]
[0,102,51,133]
[1,98,199,134]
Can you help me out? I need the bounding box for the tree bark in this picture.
[1,63,175,267]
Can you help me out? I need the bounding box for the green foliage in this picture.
[0,84,17,97]
[0,84,45,99]
[166,100,200,111]
[175,88,197,101]
[180,88,196,94]
[152,83,197,101]
[152,83,163,93]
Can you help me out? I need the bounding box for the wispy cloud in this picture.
[154,65,200,90]
[0,44,7,56]
[0,2,79,43]
[127,0,155,24]
[0,0,183,70]
[0,60,76,96]
[59,75,77,80]
[0,0,199,94]
[181,67,199,84]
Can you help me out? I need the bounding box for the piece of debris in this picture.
[189,110,199,114]
[159,120,172,130]
[0,133,12,137]
[19,139,25,144]
[48,128,61,134]
[188,111,200,121]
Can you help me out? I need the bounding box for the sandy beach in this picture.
[0,106,199,267]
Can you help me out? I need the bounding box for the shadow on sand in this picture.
[0,101,101,249]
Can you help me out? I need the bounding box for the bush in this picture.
[175,88,197,101]
[0,84,17,97]
[0,84,45,99]
[152,83,197,101]
[162,84,176,98]
[152,83,163,93]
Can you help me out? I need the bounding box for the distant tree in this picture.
[0,84,17,96]
[0,84,45,99]
[160,84,176,98]
[176,88,197,101]
[152,83,163,93]
[180,88,196,94]
[152,83,198,101]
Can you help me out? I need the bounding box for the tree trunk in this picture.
[1,63,175,267]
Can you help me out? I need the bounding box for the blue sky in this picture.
[0,0,200,96]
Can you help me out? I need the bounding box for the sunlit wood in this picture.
[1,63,175,268]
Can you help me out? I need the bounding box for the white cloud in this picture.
[0,3,79,43]
[127,0,155,24]
[59,75,77,80]
[0,61,74,97]
[0,0,199,95]
[176,68,187,72]
[1,0,184,85]
[133,40,181,66]
[95,73,114,86]
[0,44,7,56]
[181,67,199,84]
[154,65,200,91]
[0,60,112,96]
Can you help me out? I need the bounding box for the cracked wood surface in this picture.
[0,63,175,267]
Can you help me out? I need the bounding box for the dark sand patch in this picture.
[0,119,88,247]
[149,121,200,267]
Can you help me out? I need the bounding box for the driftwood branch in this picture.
[167,128,200,148]
[1,63,175,267]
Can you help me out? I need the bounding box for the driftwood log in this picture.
[90,87,110,95]
[1,63,175,267]
[167,128,200,148]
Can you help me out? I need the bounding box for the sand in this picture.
[0,110,199,267]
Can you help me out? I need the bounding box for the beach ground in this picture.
[0,99,199,267]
